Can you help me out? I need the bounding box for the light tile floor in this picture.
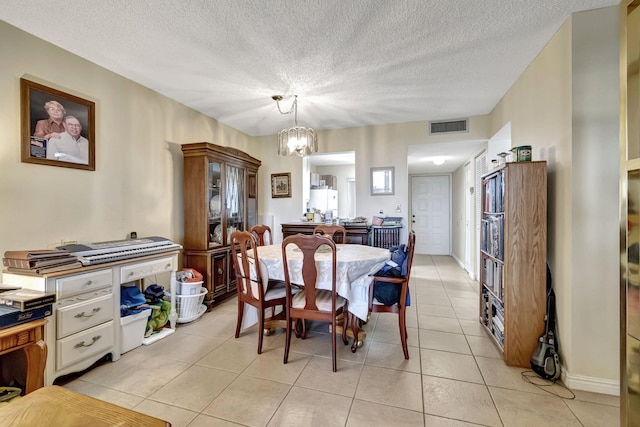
[61,255,620,426]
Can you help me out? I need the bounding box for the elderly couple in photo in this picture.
[33,100,88,164]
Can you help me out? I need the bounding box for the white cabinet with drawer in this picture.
[121,256,175,282]
[56,269,112,299]
[2,251,179,385]
[56,293,114,339]
[56,321,115,370]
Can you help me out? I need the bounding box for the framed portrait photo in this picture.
[20,78,96,171]
[271,172,291,198]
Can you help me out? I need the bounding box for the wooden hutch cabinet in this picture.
[181,142,261,307]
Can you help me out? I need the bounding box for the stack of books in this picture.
[0,287,55,329]
[3,249,81,274]
[380,216,402,226]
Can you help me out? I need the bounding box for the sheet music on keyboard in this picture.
[57,236,182,265]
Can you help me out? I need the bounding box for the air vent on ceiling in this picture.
[429,118,469,135]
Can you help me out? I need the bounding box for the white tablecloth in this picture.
[256,243,390,321]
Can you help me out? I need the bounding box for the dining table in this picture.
[256,243,390,321]
[239,243,390,346]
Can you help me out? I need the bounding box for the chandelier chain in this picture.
[275,95,297,120]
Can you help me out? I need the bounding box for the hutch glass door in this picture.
[208,160,222,248]
[224,165,245,245]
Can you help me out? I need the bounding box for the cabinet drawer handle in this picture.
[73,292,104,302]
[74,335,102,348]
[218,268,223,275]
[165,263,171,269]
[74,307,101,318]
[86,280,93,286]
[128,272,135,277]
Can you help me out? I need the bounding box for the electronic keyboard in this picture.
[57,236,182,266]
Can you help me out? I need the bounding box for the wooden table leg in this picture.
[23,340,47,394]
[332,313,366,351]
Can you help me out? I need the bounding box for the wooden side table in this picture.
[0,318,47,394]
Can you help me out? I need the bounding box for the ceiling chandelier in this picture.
[272,95,317,157]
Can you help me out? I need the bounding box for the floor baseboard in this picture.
[562,370,620,396]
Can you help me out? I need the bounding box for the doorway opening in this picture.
[303,151,356,219]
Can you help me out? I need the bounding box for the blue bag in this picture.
[372,245,411,306]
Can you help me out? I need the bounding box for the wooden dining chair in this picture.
[230,230,289,354]
[282,233,349,372]
[250,224,272,246]
[368,230,416,359]
[313,224,347,244]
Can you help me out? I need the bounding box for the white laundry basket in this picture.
[177,280,203,295]
[166,287,207,323]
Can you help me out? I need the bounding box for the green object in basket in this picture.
[145,300,171,336]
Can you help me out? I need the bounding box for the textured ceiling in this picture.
[1,0,619,171]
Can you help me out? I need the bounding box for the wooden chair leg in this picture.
[399,308,409,360]
[284,315,292,365]
[331,318,337,372]
[341,311,349,345]
[257,306,265,355]
[235,299,244,339]
[300,319,307,339]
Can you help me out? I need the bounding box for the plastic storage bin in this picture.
[120,308,151,353]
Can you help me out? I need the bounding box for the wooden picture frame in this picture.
[20,78,95,171]
[271,172,291,198]
[371,166,395,195]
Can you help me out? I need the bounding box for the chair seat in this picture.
[264,280,298,301]
[292,288,346,311]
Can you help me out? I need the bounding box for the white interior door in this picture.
[411,175,451,255]
[474,151,487,280]
[464,163,472,273]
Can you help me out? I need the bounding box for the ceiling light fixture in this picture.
[433,157,445,166]
[272,95,317,157]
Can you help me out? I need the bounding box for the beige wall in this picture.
[489,7,620,392]
[0,21,253,257]
[570,7,620,383]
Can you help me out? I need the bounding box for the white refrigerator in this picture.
[308,189,338,218]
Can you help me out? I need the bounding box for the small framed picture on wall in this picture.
[271,172,291,198]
